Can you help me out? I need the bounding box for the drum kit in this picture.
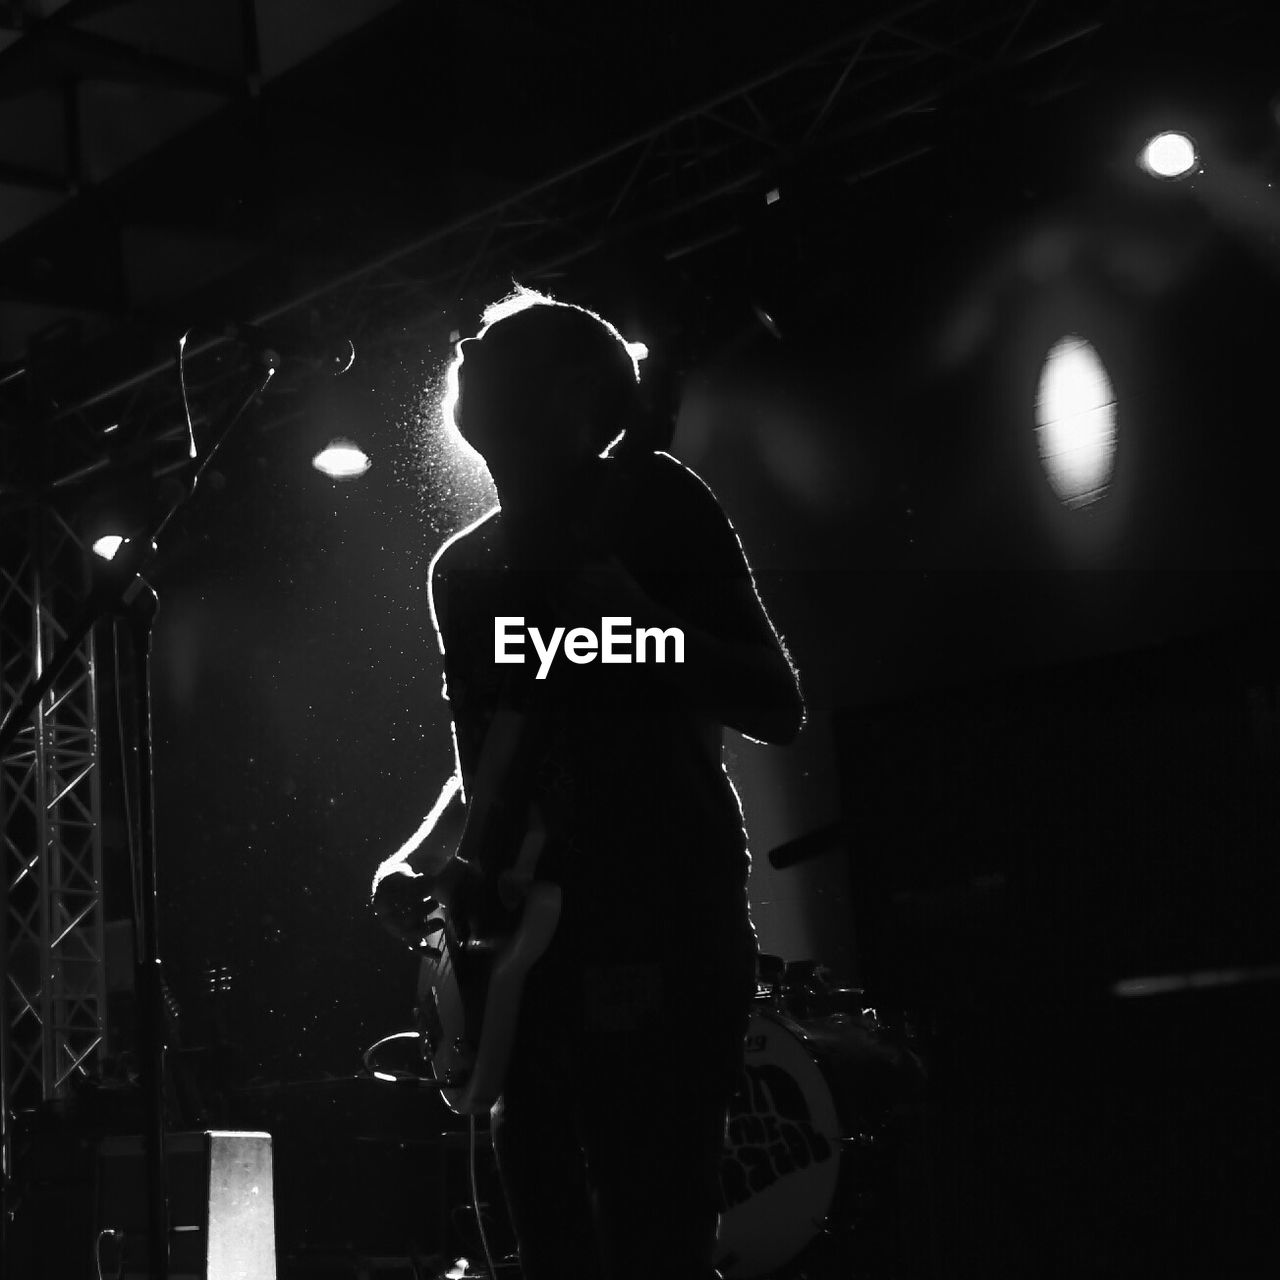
[714,955,925,1280]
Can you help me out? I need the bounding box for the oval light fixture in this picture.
[1138,131,1198,180]
[312,439,370,480]
[1035,335,1117,510]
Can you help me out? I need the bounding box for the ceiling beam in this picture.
[0,0,144,71]
[0,157,68,193]
[0,274,126,314]
[48,0,1106,426]
[40,25,241,96]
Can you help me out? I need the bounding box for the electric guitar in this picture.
[412,684,562,1115]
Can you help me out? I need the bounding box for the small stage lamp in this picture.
[92,534,128,561]
[1138,131,1199,180]
[312,439,370,479]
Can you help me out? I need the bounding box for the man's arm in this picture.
[371,529,538,940]
[370,536,476,937]
[369,772,478,945]
[555,452,805,744]
[371,772,464,895]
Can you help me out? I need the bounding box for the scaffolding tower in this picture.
[0,504,106,1188]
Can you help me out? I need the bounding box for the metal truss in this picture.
[0,505,105,1175]
[45,0,1106,444]
[270,0,1102,340]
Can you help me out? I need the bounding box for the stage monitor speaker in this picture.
[97,1131,276,1279]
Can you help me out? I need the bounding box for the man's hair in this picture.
[474,285,647,452]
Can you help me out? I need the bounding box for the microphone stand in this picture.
[0,364,275,1280]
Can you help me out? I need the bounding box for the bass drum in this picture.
[714,1009,849,1279]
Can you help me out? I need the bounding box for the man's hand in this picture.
[371,864,436,947]
[372,857,491,946]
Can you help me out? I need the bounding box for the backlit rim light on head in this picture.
[312,439,371,479]
[439,284,649,451]
[1035,334,1117,510]
[474,284,647,383]
[1138,131,1198,180]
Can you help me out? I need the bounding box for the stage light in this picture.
[92,535,127,560]
[1035,335,1117,510]
[752,303,783,340]
[766,187,782,205]
[1138,131,1199,180]
[81,495,151,560]
[312,439,370,479]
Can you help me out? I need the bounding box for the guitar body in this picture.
[416,879,562,1114]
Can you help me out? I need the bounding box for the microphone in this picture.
[222,320,355,376]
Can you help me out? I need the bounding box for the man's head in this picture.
[449,287,645,472]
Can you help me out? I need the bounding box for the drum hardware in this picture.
[716,1005,863,1278]
[721,956,926,1278]
[756,953,788,1008]
[781,958,875,1022]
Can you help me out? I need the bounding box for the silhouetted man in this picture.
[373,286,803,1280]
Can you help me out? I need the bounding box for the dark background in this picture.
[118,6,1280,1084]
[3,2,1280,1275]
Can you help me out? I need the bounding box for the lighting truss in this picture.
[281,0,1101,342]
[0,505,105,1177]
[56,0,1104,438]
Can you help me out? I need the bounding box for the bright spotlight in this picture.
[1035,335,1117,510]
[312,439,370,479]
[1138,131,1198,180]
[92,535,126,561]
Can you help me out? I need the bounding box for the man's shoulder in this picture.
[630,449,720,508]
[631,450,734,538]
[636,447,701,483]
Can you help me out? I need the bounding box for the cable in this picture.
[94,1228,123,1280]
[469,1114,499,1280]
[361,1030,426,1081]
[112,620,144,959]
[176,332,198,466]
[153,328,274,546]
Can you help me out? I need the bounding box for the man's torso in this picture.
[435,452,752,956]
